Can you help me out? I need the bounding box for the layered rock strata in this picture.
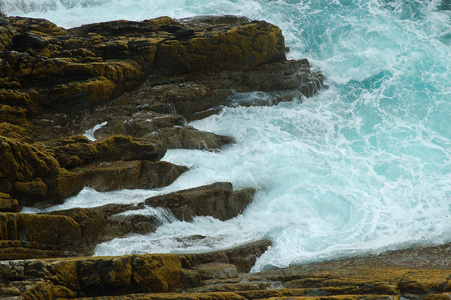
[145,182,255,221]
[0,14,323,262]
[8,12,414,300]
[0,134,187,209]
[0,14,323,211]
[1,12,446,300]
[1,242,451,299]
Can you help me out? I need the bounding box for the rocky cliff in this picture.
[0,14,322,210]
[0,14,322,261]
[2,12,445,300]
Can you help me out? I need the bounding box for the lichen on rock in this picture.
[0,12,328,299]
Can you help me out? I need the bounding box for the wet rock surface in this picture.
[0,13,322,211]
[2,13,444,300]
[145,182,255,221]
[2,242,451,299]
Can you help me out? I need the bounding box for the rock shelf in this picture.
[2,13,445,300]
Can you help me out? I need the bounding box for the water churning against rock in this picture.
[5,0,451,271]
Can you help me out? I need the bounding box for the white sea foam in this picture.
[10,0,451,271]
[83,121,107,141]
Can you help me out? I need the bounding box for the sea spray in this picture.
[8,0,451,271]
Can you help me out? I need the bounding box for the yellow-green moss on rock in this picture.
[0,136,59,183]
[0,213,82,259]
[0,254,184,298]
[156,21,285,73]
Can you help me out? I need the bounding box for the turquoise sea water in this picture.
[5,0,451,271]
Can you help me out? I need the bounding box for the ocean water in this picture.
[5,0,451,272]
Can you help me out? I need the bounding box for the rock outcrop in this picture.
[0,11,448,300]
[0,134,186,209]
[0,15,294,119]
[0,13,322,211]
[0,12,327,299]
[145,182,255,221]
[2,242,451,300]
[0,240,272,298]
[0,213,85,259]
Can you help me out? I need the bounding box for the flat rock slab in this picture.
[195,262,239,280]
[73,160,188,192]
[145,182,255,221]
[3,242,451,300]
[0,240,272,298]
[0,213,84,259]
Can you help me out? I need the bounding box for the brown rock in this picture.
[131,254,182,293]
[78,256,134,296]
[145,182,255,221]
[0,254,182,298]
[0,16,16,51]
[195,262,239,280]
[93,202,146,218]
[40,135,100,169]
[73,160,188,192]
[0,104,27,124]
[13,177,48,203]
[3,241,451,300]
[0,136,78,207]
[0,134,185,209]
[152,126,235,150]
[0,121,36,143]
[119,59,323,122]
[184,240,272,273]
[42,167,85,207]
[0,136,59,183]
[0,213,84,259]
[1,14,323,165]
[95,135,166,163]
[84,203,161,241]
[0,192,20,212]
[129,81,232,121]
[12,32,49,52]
[43,135,166,169]
[48,204,164,249]
[92,116,129,139]
[7,16,66,36]
[48,208,107,254]
[156,20,286,73]
[65,254,183,296]
[0,15,290,119]
[103,214,159,241]
[121,111,185,138]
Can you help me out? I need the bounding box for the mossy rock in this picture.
[0,136,60,183]
[156,21,286,73]
[0,213,83,259]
